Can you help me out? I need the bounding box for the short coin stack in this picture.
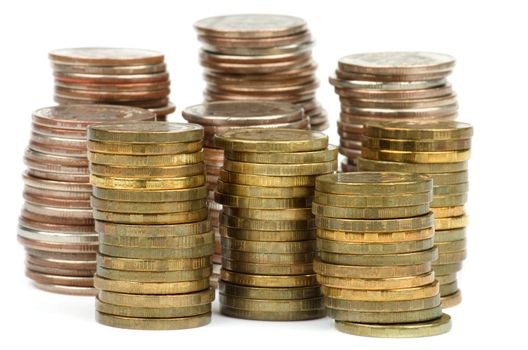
[194,14,328,130]
[49,47,175,120]
[87,122,214,330]
[17,105,155,296]
[313,172,451,337]
[329,52,458,170]
[182,101,309,286]
[214,129,338,320]
[358,121,472,307]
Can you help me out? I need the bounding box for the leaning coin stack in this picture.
[17,105,155,296]
[87,122,214,330]
[358,121,472,308]
[194,14,328,130]
[313,172,451,338]
[214,128,338,320]
[329,52,458,171]
[49,47,175,120]
[182,101,309,286]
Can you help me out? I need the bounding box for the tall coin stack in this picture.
[194,14,328,130]
[18,105,155,296]
[329,52,458,171]
[87,122,214,330]
[49,47,176,120]
[313,172,451,338]
[358,121,472,307]
[214,128,338,320]
[182,101,310,286]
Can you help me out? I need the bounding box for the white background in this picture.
[1,0,526,349]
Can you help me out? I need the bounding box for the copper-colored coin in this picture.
[52,62,167,75]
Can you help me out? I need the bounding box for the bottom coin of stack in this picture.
[313,172,451,337]
[214,128,338,320]
[358,121,472,307]
[87,122,214,330]
[18,105,155,296]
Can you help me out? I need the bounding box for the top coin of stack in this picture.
[18,105,155,296]
[214,128,338,321]
[49,48,176,120]
[358,120,473,308]
[194,14,328,130]
[182,101,310,285]
[313,172,451,338]
[87,122,214,330]
[329,52,458,170]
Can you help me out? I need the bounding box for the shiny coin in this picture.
[221,258,313,275]
[90,196,206,213]
[219,169,317,187]
[95,311,211,330]
[93,275,209,295]
[327,305,442,323]
[365,120,473,140]
[95,220,210,237]
[321,280,439,301]
[87,140,203,155]
[217,180,313,198]
[314,259,432,278]
[92,185,208,202]
[98,288,214,307]
[49,47,165,66]
[312,202,429,219]
[96,299,211,318]
[220,305,324,321]
[319,247,438,266]
[87,150,204,167]
[99,242,213,259]
[317,238,434,255]
[89,174,205,190]
[326,294,440,312]
[219,280,321,300]
[317,272,435,290]
[224,145,337,163]
[314,191,431,208]
[220,225,315,242]
[361,148,470,163]
[88,122,203,143]
[92,207,208,224]
[97,254,211,271]
[220,269,317,287]
[99,231,213,248]
[316,227,434,243]
[316,212,434,232]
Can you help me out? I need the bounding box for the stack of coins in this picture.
[87,122,214,330]
[182,101,309,286]
[214,128,338,320]
[329,52,458,170]
[313,172,451,338]
[49,48,175,120]
[358,121,472,308]
[17,105,155,296]
[194,14,328,130]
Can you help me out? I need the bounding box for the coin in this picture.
[90,197,207,214]
[222,258,314,275]
[95,220,210,236]
[318,247,438,266]
[99,231,213,248]
[49,48,165,66]
[217,180,313,198]
[98,288,214,307]
[321,281,439,301]
[316,238,434,255]
[93,275,210,295]
[97,255,211,271]
[314,191,432,208]
[361,148,470,163]
[220,225,315,242]
[316,227,434,243]
[220,305,324,321]
[224,145,338,163]
[87,151,204,167]
[312,202,429,219]
[316,212,434,232]
[92,186,208,202]
[88,122,203,143]
[314,259,432,279]
[327,305,442,323]
[220,269,317,287]
[92,207,208,224]
[89,174,205,190]
[326,294,440,312]
[219,280,321,300]
[87,140,203,155]
[365,120,473,140]
[96,299,211,318]
[219,169,317,187]
[95,311,211,330]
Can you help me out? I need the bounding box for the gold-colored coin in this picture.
[436,239,466,253]
[435,274,457,284]
[96,266,212,282]
[431,206,465,218]
[435,228,466,242]
[215,192,312,209]
[99,231,213,248]
[364,137,471,152]
[94,275,210,294]
[223,207,313,220]
[217,180,313,198]
[88,150,204,167]
[362,148,470,164]
[222,236,315,253]
[222,258,314,275]
[220,305,324,321]
[96,299,211,318]
[223,145,338,164]
[91,197,206,213]
[87,140,203,155]
[219,294,323,312]
[314,191,432,208]
[433,250,466,264]
[441,290,462,308]
[219,169,317,187]
[95,220,210,237]
[430,193,468,207]
[90,174,205,190]
[220,225,315,242]
[92,207,208,224]
[95,311,211,330]
[89,163,205,178]
[321,281,439,301]
[92,186,208,202]
[312,202,429,219]
[223,250,314,264]
[316,212,434,232]
[314,259,431,278]
[220,213,314,231]
[219,280,321,300]
[364,121,473,140]
[357,157,468,174]
[97,254,211,271]
[99,242,214,259]
[98,288,215,307]
[215,128,328,153]
[317,238,434,255]
[88,122,204,143]
[315,172,432,195]
[433,183,468,196]
[335,313,451,338]
[220,269,317,287]
[327,305,442,323]
[325,294,440,312]
[434,215,468,230]
[429,171,469,185]
[316,227,434,243]
[319,247,438,266]
[439,280,458,296]
[223,159,337,176]
[317,272,435,290]
[431,263,462,275]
